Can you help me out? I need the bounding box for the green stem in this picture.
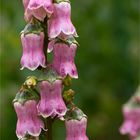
[42,17,49,63]
[46,117,53,140]
[42,16,53,140]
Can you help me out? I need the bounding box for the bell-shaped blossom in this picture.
[48,2,77,39]
[65,117,89,140]
[22,0,30,10]
[37,80,67,118]
[120,107,140,139]
[23,0,53,21]
[20,32,46,71]
[14,100,44,139]
[48,41,78,79]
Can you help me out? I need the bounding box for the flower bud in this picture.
[24,76,37,88]
[63,75,72,86]
[37,80,67,119]
[63,89,75,103]
[20,32,46,71]
[23,0,53,21]
[48,2,77,39]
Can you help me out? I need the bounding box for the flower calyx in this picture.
[21,20,43,36]
[13,89,36,105]
[18,134,38,140]
[54,0,70,4]
[65,107,87,121]
[39,67,62,84]
[54,36,79,46]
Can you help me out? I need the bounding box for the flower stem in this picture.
[42,17,49,63]
[46,117,53,140]
[42,16,53,140]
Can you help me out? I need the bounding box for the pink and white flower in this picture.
[23,0,53,21]
[48,41,78,79]
[20,32,46,71]
[37,80,67,119]
[48,2,77,39]
[14,100,44,139]
[120,107,140,139]
[65,117,89,140]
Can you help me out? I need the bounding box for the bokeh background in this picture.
[0,0,139,140]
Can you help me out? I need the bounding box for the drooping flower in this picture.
[20,32,46,71]
[23,0,54,21]
[120,87,140,140]
[48,40,78,79]
[65,117,89,140]
[14,100,44,139]
[37,80,67,119]
[120,107,140,139]
[48,2,77,39]
[65,107,89,140]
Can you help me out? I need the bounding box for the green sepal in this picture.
[135,135,140,140]
[39,67,62,84]
[66,36,79,46]
[21,20,44,36]
[19,135,37,140]
[13,89,37,105]
[54,0,70,4]
[125,98,140,110]
[65,107,87,121]
[54,36,79,47]
[124,86,140,109]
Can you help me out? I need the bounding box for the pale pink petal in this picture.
[20,32,46,71]
[48,2,77,39]
[52,43,78,78]
[14,100,44,139]
[65,118,89,140]
[37,80,67,118]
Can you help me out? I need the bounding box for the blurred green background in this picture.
[0,0,139,140]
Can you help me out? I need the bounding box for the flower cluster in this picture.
[13,0,89,139]
[120,87,140,140]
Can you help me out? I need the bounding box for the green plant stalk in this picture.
[46,117,53,140]
[42,17,53,140]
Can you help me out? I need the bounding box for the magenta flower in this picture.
[14,100,44,139]
[23,0,53,21]
[48,2,77,39]
[65,117,89,140]
[37,80,67,118]
[20,32,46,71]
[120,107,140,139]
[48,41,78,79]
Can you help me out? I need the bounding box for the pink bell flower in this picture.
[37,80,67,119]
[23,0,53,21]
[48,2,77,39]
[120,107,140,139]
[65,117,89,140]
[20,32,46,71]
[48,41,78,79]
[14,100,44,139]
